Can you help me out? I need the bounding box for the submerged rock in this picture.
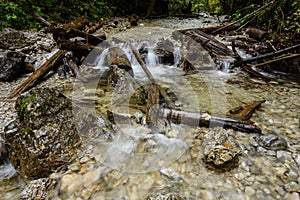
[253,134,288,150]
[4,88,81,178]
[202,127,241,172]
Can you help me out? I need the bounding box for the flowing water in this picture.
[0,17,299,199]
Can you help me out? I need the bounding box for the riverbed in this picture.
[0,16,299,199]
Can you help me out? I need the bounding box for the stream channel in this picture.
[0,17,299,199]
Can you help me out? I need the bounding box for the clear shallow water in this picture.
[0,17,299,199]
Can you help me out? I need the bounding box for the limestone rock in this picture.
[4,88,81,178]
[202,127,241,172]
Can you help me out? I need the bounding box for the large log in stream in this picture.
[108,100,265,133]
[159,108,262,133]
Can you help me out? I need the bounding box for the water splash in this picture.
[145,47,159,68]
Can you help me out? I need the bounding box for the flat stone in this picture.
[284,192,299,200]
[284,181,300,192]
[277,151,293,163]
[61,174,83,194]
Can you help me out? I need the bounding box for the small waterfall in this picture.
[145,47,159,68]
[173,46,181,66]
[94,48,109,69]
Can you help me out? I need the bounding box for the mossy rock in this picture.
[5,88,81,179]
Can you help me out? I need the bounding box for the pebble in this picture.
[79,156,90,164]
[245,186,255,196]
[284,192,299,200]
[68,163,80,172]
[284,181,300,192]
[277,151,293,163]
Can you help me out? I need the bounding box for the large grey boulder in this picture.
[4,88,81,178]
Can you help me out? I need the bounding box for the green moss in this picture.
[16,94,36,122]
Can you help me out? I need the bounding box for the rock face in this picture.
[0,51,34,82]
[4,88,81,178]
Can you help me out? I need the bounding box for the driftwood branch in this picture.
[7,50,66,99]
[131,44,155,83]
[159,108,262,133]
[252,53,300,67]
[53,28,106,46]
[211,1,275,34]
[34,13,52,27]
[227,100,266,121]
[241,43,300,64]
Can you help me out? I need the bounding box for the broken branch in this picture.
[7,50,66,99]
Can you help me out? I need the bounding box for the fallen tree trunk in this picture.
[159,108,262,133]
[176,29,233,56]
[108,100,265,133]
[7,50,66,99]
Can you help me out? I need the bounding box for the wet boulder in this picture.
[202,127,241,172]
[0,51,34,82]
[154,38,175,65]
[4,88,81,178]
[108,46,133,77]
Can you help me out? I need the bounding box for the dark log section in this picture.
[159,108,262,133]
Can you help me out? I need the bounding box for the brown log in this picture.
[241,43,300,64]
[58,40,104,56]
[131,44,155,83]
[53,28,106,46]
[107,99,265,133]
[7,50,66,99]
[228,100,266,121]
[34,13,52,27]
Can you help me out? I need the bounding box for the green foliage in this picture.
[0,0,114,31]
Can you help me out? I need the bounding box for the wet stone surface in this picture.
[4,88,81,178]
[202,127,241,171]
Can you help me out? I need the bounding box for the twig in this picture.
[34,13,52,27]
[211,1,275,34]
[130,44,155,83]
